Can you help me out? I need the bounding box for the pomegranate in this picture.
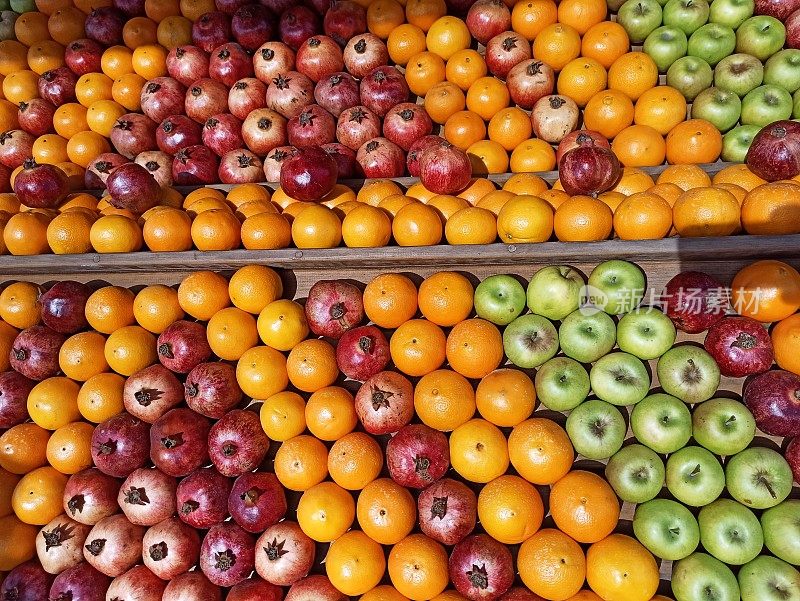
[266,71,314,119]
[64,39,104,76]
[0,561,54,601]
[157,115,203,155]
[85,152,129,189]
[507,59,555,110]
[113,0,145,17]
[279,145,337,201]
[63,468,121,526]
[135,150,174,187]
[176,467,232,529]
[106,162,161,213]
[242,107,288,155]
[746,120,800,182]
[228,78,268,120]
[9,325,65,381]
[143,517,201,580]
[232,3,275,51]
[0,129,34,168]
[150,407,211,477]
[419,141,472,194]
[305,279,363,339]
[485,32,531,79]
[314,72,360,118]
[336,105,381,150]
[166,46,211,87]
[449,534,515,600]
[49,561,110,601]
[90,412,150,478]
[184,361,242,418]
[105,565,166,601]
[704,316,774,378]
[354,371,414,435]
[296,35,344,82]
[39,280,90,334]
[38,68,79,106]
[336,325,390,381]
[0,370,35,429]
[17,98,55,137]
[263,145,295,182]
[254,41,296,84]
[141,77,187,124]
[36,515,92,575]
[199,522,256,587]
[219,149,264,183]
[407,134,444,177]
[208,409,269,477]
[279,5,321,51]
[157,320,211,373]
[163,572,222,601]
[285,575,348,601]
[172,145,220,185]
[117,467,177,527]
[322,142,360,179]
[383,103,433,151]
[662,271,727,334]
[110,113,158,159]
[228,577,283,601]
[744,370,800,437]
[203,113,244,156]
[556,129,610,163]
[228,472,287,533]
[209,42,254,87]
[387,424,450,489]
[254,521,315,586]
[12,159,69,208]
[343,33,389,79]
[531,95,580,143]
[288,104,336,147]
[83,514,145,577]
[360,65,409,117]
[185,78,229,123]
[262,0,296,13]
[466,0,512,44]
[324,1,367,46]
[215,0,249,14]
[357,136,406,178]
[418,478,478,546]
[84,7,125,46]
[558,139,622,196]
[192,11,232,53]
[787,437,800,483]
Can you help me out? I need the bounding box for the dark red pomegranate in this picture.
[383,103,433,151]
[466,0,512,44]
[324,1,367,47]
[84,7,126,47]
[343,33,389,79]
[407,134,443,177]
[449,534,515,601]
[185,361,243,419]
[228,472,287,533]
[314,72,359,118]
[85,152,129,189]
[357,137,406,178]
[110,113,158,159]
[419,141,472,194]
[166,46,211,87]
[203,113,244,157]
[279,146,337,201]
[209,43,254,87]
[418,478,478,546]
[279,5,321,51]
[141,77,187,124]
[49,561,111,601]
[558,140,623,197]
[305,279,363,339]
[556,130,611,163]
[704,316,774,378]
[114,0,145,17]
[746,120,800,182]
[199,522,256,587]
[172,145,220,185]
[296,35,344,82]
[64,39,104,76]
[336,325,390,381]
[39,280,91,334]
[9,325,65,381]
[359,65,409,117]
[228,577,283,601]
[662,271,727,334]
[387,424,450,489]
[38,68,78,106]
[176,467,232,529]
[207,409,270,477]
[192,11,232,53]
[63,467,121,525]
[157,115,203,155]
[157,320,211,374]
[321,142,360,179]
[17,98,55,137]
[336,105,381,150]
[0,370,35,429]
[507,59,555,110]
[0,561,54,601]
[90,412,150,479]
[106,162,161,213]
[288,104,336,147]
[232,3,275,52]
[12,159,69,208]
[485,32,532,79]
[150,407,212,477]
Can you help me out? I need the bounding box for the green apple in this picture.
[663,0,710,35]
[590,352,650,406]
[605,444,665,503]
[741,84,794,127]
[691,87,742,132]
[657,345,720,404]
[691,396,755,456]
[631,393,692,454]
[794,89,800,119]
[666,445,725,507]
[672,553,740,601]
[644,26,689,72]
[474,275,526,326]
[738,555,800,601]
[688,23,736,66]
[586,259,646,315]
[534,357,590,411]
[617,307,676,360]
[715,53,764,97]
[761,500,800,566]
[634,499,700,561]
[9,0,34,12]
[725,446,793,509]
[698,498,763,565]
[736,16,786,62]
[565,399,626,460]
[558,309,616,363]
[764,49,800,94]
[526,265,584,321]
[503,314,559,369]
[722,124,760,162]
[667,55,715,101]
[618,0,664,44]
[708,0,754,29]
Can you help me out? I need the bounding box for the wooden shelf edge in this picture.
[1,234,797,277]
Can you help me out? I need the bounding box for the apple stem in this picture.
[724,415,737,428]
[757,473,777,499]
[689,464,702,478]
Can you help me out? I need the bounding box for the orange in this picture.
[89,214,143,253]
[14,12,50,47]
[648,182,684,206]
[53,103,89,138]
[426,16,470,60]
[406,52,447,97]
[104,325,157,377]
[581,21,629,69]
[237,345,288,399]
[773,313,800,375]
[446,49,487,92]
[583,90,634,140]
[260,391,306,442]
[598,191,627,212]
[478,474,543,544]
[509,138,556,173]
[85,286,135,334]
[86,99,126,137]
[367,0,405,39]
[32,134,69,165]
[558,0,606,35]
[657,164,712,190]
[357,477,416,545]
[274,434,329,492]
[714,183,747,207]
[496,195,554,243]
[180,0,214,20]
[567,593,603,601]
[457,178,496,204]
[206,307,258,361]
[146,0,180,21]
[390,319,446,377]
[342,204,392,248]
[0,281,41,329]
[449,418,509,483]
[142,206,192,252]
[59,331,109,382]
[406,0,446,31]
[363,273,418,329]
[296,481,355,542]
[466,77,510,121]
[554,196,613,242]
[35,0,70,14]
[634,86,687,136]
[131,44,168,80]
[503,173,549,196]
[557,58,607,108]
[712,164,767,191]
[292,204,342,249]
[158,15,192,49]
[27,377,80,431]
[46,421,93,475]
[550,471,620,543]
[475,369,535,427]
[519,529,586,601]
[488,107,533,152]
[418,271,473,327]
[306,386,357,442]
[66,130,111,168]
[362,586,411,601]
[76,73,114,107]
[509,418,574,485]
[0,423,50,475]
[11,466,68,525]
[227,264,282,316]
[741,182,800,236]
[443,110,486,149]
[77,372,125,423]
[607,52,659,102]
[357,180,404,206]
[732,260,800,323]
[0,321,17,372]
[190,207,241,251]
[512,0,558,40]
[666,119,722,165]
[613,192,673,240]
[0,468,19,518]
[673,186,740,237]
[388,534,449,601]
[257,299,308,353]
[414,369,476,432]
[467,140,509,176]
[0,40,28,78]
[613,168,658,196]
[327,530,386,597]
[0,514,37,570]
[446,318,503,379]
[388,23,427,66]
[177,270,230,321]
[392,202,443,247]
[48,7,86,46]
[4,211,51,256]
[445,206,498,245]
[328,431,383,490]
[227,183,271,206]
[287,339,338,393]
[586,535,659,601]
[123,16,158,48]
[532,23,581,71]
[0,194,20,214]
[1,70,39,105]
[27,40,65,75]
[612,125,666,167]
